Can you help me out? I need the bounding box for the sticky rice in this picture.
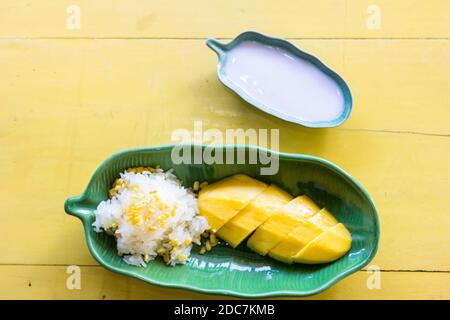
[93,167,208,267]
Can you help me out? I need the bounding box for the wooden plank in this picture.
[0,1,449,39]
[3,128,449,270]
[0,39,449,270]
[0,39,449,134]
[1,265,448,299]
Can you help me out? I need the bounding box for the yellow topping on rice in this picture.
[156,248,166,255]
[193,181,200,192]
[210,233,218,246]
[163,252,170,263]
[205,240,212,251]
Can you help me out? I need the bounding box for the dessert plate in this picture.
[65,144,379,298]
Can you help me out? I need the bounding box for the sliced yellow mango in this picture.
[268,221,322,264]
[246,195,321,255]
[217,184,293,248]
[282,195,321,217]
[308,208,338,229]
[198,174,268,231]
[199,173,351,265]
[294,223,352,264]
[268,208,338,263]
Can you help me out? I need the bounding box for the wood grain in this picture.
[1,1,449,299]
[0,39,449,134]
[0,1,449,39]
[0,40,449,271]
[2,266,448,299]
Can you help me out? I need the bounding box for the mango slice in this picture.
[246,195,321,255]
[294,223,352,264]
[282,195,321,217]
[268,221,322,263]
[217,184,293,248]
[198,174,268,231]
[268,208,338,263]
[308,208,338,229]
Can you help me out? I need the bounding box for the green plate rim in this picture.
[64,143,380,298]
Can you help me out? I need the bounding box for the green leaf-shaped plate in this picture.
[64,144,379,298]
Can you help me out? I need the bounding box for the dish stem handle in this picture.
[64,195,93,222]
[206,38,227,57]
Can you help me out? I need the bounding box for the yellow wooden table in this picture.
[1,1,449,299]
